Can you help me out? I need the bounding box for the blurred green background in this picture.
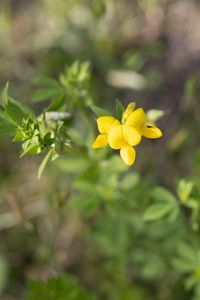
[0,0,200,299]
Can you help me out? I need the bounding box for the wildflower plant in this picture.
[0,62,163,177]
[1,61,200,300]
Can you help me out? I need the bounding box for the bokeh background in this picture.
[0,0,200,299]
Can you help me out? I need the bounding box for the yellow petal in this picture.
[108,122,125,149]
[122,125,141,146]
[120,144,136,166]
[125,108,147,129]
[92,134,108,148]
[122,102,136,122]
[97,116,116,134]
[142,123,163,138]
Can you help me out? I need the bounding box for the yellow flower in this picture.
[92,102,163,166]
[92,116,140,166]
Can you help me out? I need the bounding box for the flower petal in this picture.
[125,108,147,131]
[97,116,116,134]
[120,144,136,166]
[142,123,163,138]
[122,102,136,122]
[108,122,125,149]
[123,125,141,146]
[92,134,108,148]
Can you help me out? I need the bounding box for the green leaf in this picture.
[185,275,199,290]
[5,97,32,125]
[70,61,79,76]
[78,61,90,82]
[0,110,16,137]
[115,98,125,121]
[2,82,9,106]
[0,123,16,137]
[32,89,60,103]
[51,150,59,161]
[143,203,173,221]
[32,76,61,88]
[47,93,65,111]
[172,258,195,273]
[144,187,179,221]
[90,105,111,116]
[151,187,177,204]
[177,243,197,263]
[121,173,140,190]
[172,243,198,273]
[38,148,54,179]
[43,132,54,145]
[1,83,32,125]
[21,143,41,157]
[177,179,193,203]
[12,128,24,141]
